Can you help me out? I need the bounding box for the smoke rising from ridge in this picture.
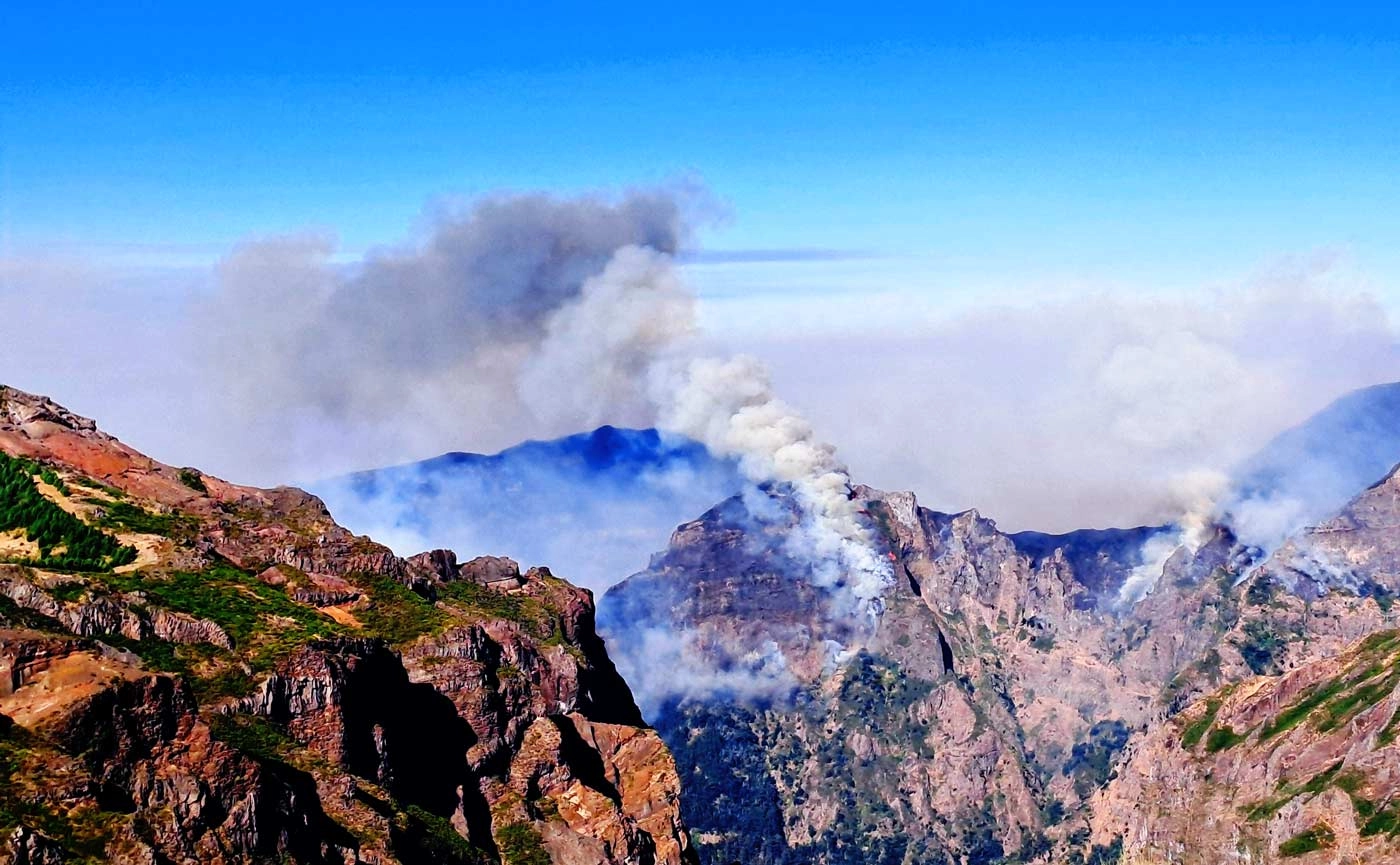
[197,187,892,611]
[3,190,1400,611]
[734,260,1400,541]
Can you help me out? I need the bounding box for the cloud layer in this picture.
[740,260,1399,534]
[3,193,1398,575]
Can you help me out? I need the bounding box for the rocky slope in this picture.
[602,454,1400,864]
[0,385,693,865]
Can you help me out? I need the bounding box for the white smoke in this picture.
[1116,469,1229,605]
[513,240,892,607]
[654,355,892,605]
[519,245,698,431]
[619,628,798,718]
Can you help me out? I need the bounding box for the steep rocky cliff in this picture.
[602,463,1400,864]
[0,385,692,865]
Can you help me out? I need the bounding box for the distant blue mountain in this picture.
[311,427,746,593]
[1224,381,1400,547]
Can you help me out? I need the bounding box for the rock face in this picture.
[0,384,692,865]
[1093,630,1400,864]
[602,466,1400,864]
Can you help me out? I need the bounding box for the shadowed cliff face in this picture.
[0,384,693,865]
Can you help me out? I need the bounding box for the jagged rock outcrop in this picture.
[0,384,692,865]
[0,633,352,865]
[5,826,67,865]
[603,462,1400,864]
[0,571,232,650]
[1094,630,1400,863]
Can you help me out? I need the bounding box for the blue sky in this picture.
[4,2,1400,296]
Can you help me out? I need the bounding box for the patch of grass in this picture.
[0,726,124,863]
[391,804,487,865]
[1300,761,1345,795]
[1181,699,1223,749]
[88,500,199,542]
[1244,793,1295,822]
[92,563,345,696]
[497,821,551,865]
[72,477,124,499]
[1316,670,1400,733]
[1260,634,1400,741]
[45,581,88,603]
[176,468,207,494]
[97,563,339,649]
[1378,706,1400,747]
[1247,760,1400,839]
[207,713,293,763]
[350,572,445,644]
[96,633,189,675]
[1360,801,1400,838]
[1279,823,1335,857]
[1259,679,1351,741]
[1204,724,1246,753]
[440,579,534,625]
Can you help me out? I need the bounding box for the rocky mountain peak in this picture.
[0,385,693,865]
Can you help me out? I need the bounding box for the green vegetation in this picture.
[438,578,566,644]
[1378,705,1400,746]
[0,592,66,632]
[1259,632,1400,742]
[0,451,135,570]
[207,713,293,763]
[350,572,446,644]
[44,580,88,603]
[1245,576,1279,607]
[496,821,551,865]
[71,476,124,498]
[1358,799,1400,838]
[97,563,338,652]
[391,804,487,865]
[87,499,199,541]
[1244,763,1400,833]
[1181,699,1223,748]
[1066,720,1130,798]
[1238,620,1288,676]
[1279,823,1335,857]
[38,467,68,496]
[177,468,208,494]
[1300,761,1346,795]
[1204,724,1246,753]
[91,562,345,697]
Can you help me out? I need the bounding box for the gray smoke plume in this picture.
[197,187,891,621]
[198,191,690,479]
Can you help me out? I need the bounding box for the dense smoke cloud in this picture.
[199,191,691,479]
[198,187,888,606]
[655,355,892,606]
[3,192,1399,614]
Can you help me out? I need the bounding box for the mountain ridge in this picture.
[599,383,1400,864]
[0,384,694,865]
